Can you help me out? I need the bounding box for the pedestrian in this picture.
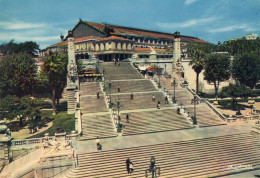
[165,96,168,104]
[118,84,120,92]
[126,114,129,123]
[130,93,134,100]
[114,58,116,66]
[129,162,134,174]
[157,101,160,109]
[126,158,131,174]
[97,91,100,99]
[96,137,102,151]
[152,94,155,102]
[177,107,180,115]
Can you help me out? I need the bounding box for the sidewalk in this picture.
[72,123,253,154]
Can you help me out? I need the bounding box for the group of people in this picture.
[152,94,169,109]
[113,58,120,66]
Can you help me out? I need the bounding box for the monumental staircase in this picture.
[62,133,260,178]
[79,61,227,139]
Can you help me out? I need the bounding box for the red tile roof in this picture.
[154,48,171,52]
[134,47,151,52]
[86,21,209,44]
[97,36,131,42]
[74,36,101,42]
[48,36,101,48]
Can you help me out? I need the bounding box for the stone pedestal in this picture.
[0,134,12,167]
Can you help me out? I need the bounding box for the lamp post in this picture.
[114,98,122,132]
[158,70,161,89]
[191,95,199,125]
[145,156,160,178]
[109,81,112,108]
[172,78,177,103]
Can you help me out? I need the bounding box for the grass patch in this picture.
[27,111,75,138]
[198,92,216,98]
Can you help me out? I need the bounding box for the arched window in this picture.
[122,43,126,50]
[111,42,116,50]
[117,43,121,50]
[105,42,110,50]
[95,44,100,51]
[100,43,105,51]
[127,43,131,50]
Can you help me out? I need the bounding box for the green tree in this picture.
[220,83,253,110]
[0,53,37,97]
[224,38,260,55]
[203,54,231,100]
[231,53,260,89]
[187,42,207,93]
[43,52,67,115]
[0,95,41,127]
[0,40,39,56]
[19,41,40,57]
[33,70,51,97]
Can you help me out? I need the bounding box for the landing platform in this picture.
[72,123,253,154]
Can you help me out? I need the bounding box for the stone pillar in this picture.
[173,31,181,73]
[0,131,12,167]
[66,30,78,114]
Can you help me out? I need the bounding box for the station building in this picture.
[40,19,209,61]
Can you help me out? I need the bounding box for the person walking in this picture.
[96,137,102,151]
[118,84,120,92]
[152,94,155,102]
[97,91,100,99]
[126,114,129,123]
[165,96,168,104]
[157,101,160,109]
[177,107,180,115]
[129,161,134,174]
[126,158,131,174]
[130,93,134,100]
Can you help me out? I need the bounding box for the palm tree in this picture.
[188,43,206,93]
[43,52,67,115]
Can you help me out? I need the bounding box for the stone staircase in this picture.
[100,62,143,80]
[67,89,76,114]
[62,133,260,178]
[170,89,194,106]
[110,92,171,111]
[81,114,117,140]
[1,148,44,177]
[121,109,194,136]
[185,104,226,127]
[80,82,102,95]
[79,81,114,139]
[80,95,108,113]
[105,79,157,93]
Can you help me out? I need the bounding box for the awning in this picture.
[79,74,103,77]
[146,67,159,72]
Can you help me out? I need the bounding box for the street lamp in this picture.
[158,70,161,89]
[145,156,160,178]
[114,98,122,132]
[191,95,199,125]
[172,78,177,103]
[108,81,112,108]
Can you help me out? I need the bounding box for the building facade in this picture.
[40,19,209,61]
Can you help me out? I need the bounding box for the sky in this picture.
[0,0,259,49]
